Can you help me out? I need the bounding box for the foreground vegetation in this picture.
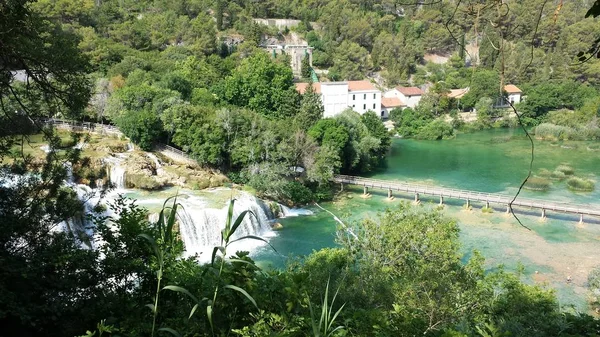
[3,1,600,336]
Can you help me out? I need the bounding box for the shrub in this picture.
[588,144,600,151]
[125,174,164,190]
[415,120,455,140]
[524,177,551,191]
[536,168,552,178]
[566,177,595,192]
[551,170,566,180]
[556,165,575,176]
[282,181,314,205]
[534,123,576,140]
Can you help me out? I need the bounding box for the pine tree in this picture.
[301,55,312,79]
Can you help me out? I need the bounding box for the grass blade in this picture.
[189,303,199,320]
[223,284,258,310]
[157,327,181,337]
[226,210,256,241]
[227,235,279,254]
[211,246,225,266]
[224,199,236,239]
[163,285,199,303]
[207,305,214,333]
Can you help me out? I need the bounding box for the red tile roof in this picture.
[503,84,522,94]
[448,88,470,99]
[395,86,423,96]
[348,80,376,92]
[381,97,406,108]
[295,82,321,94]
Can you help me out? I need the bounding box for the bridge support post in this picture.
[485,201,489,209]
[439,196,444,205]
[579,214,584,224]
[387,189,392,199]
[506,205,511,214]
[541,208,546,219]
[340,183,344,191]
[465,199,470,209]
[363,186,368,195]
[414,193,420,203]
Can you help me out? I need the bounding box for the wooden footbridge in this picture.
[334,175,600,222]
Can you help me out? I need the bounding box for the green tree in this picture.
[296,84,324,127]
[216,52,299,119]
[116,108,164,150]
[461,70,501,109]
[329,41,372,81]
[301,54,312,79]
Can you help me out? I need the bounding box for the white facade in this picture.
[384,87,424,108]
[347,90,381,115]
[297,80,383,118]
[507,92,521,105]
[321,82,351,118]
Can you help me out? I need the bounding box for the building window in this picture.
[363,104,366,110]
[363,94,366,100]
[373,94,376,99]
[381,111,385,117]
[352,94,355,100]
[352,104,355,108]
[373,103,376,109]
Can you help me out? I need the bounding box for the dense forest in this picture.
[2,0,600,336]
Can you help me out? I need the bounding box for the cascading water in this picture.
[278,204,314,217]
[146,153,164,176]
[177,191,275,259]
[58,163,103,249]
[104,156,126,189]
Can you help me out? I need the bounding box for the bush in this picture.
[534,123,576,140]
[551,170,566,180]
[125,174,165,190]
[536,168,552,178]
[556,165,575,176]
[566,177,595,192]
[524,177,551,191]
[415,120,454,140]
[588,144,600,151]
[282,181,314,205]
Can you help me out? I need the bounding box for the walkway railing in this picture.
[334,175,600,220]
[41,119,198,163]
[42,118,123,135]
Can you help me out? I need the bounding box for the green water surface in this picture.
[252,128,600,312]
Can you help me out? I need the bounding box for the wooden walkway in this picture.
[334,175,600,220]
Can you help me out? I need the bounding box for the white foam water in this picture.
[177,191,275,261]
[279,204,314,217]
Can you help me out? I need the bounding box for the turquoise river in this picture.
[251,128,600,312]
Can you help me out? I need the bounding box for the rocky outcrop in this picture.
[122,152,228,191]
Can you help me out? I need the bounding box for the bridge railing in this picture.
[334,174,600,215]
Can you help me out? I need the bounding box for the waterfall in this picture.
[177,192,274,259]
[104,156,126,189]
[146,153,164,176]
[279,204,314,217]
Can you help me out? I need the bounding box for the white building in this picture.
[500,84,523,106]
[447,85,523,108]
[296,80,382,118]
[380,97,406,118]
[384,86,424,108]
